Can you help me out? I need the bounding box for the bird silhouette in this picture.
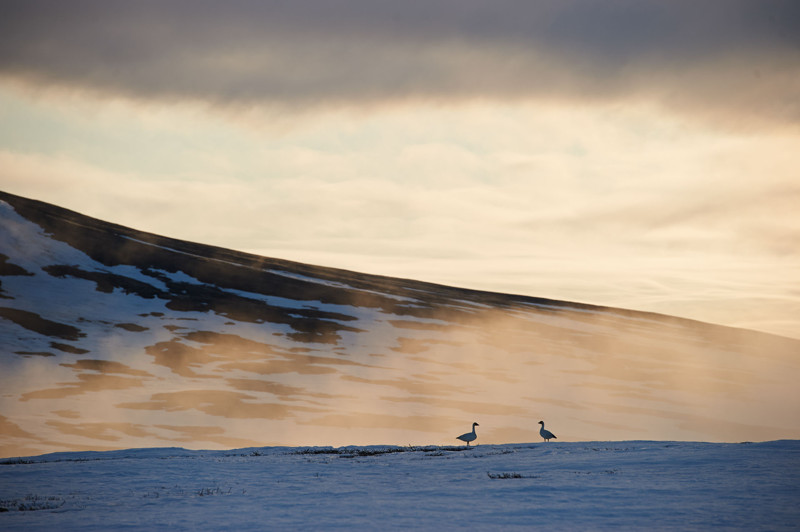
[538,420,556,442]
[457,422,479,446]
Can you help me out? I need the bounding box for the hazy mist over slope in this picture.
[1,191,798,458]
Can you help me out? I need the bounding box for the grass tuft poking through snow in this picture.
[0,495,65,512]
[291,445,475,458]
[486,471,534,479]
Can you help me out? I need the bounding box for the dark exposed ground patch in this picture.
[144,331,378,379]
[115,323,149,332]
[50,342,90,354]
[60,359,153,377]
[41,262,364,343]
[0,254,33,277]
[0,306,84,341]
[20,373,148,401]
[43,265,162,299]
[161,279,364,341]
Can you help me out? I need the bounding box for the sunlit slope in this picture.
[1,190,798,458]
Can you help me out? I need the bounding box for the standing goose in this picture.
[456,422,479,446]
[538,420,556,442]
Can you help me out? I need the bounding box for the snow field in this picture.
[1,440,798,531]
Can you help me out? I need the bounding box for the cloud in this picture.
[2,80,799,339]
[1,1,798,127]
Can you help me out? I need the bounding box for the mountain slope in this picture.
[1,190,798,458]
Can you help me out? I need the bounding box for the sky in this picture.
[1,0,799,339]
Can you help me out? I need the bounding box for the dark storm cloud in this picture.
[1,0,798,124]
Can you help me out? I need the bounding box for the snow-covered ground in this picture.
[1,441,798,530]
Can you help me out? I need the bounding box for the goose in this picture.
[538,420,556,442]
[456,422,479,446]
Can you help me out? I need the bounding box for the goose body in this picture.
[457,422,479,446]
[538,420,556,442]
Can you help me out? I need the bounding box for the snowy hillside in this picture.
[1,190,799,459]
[1,441,799,530]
